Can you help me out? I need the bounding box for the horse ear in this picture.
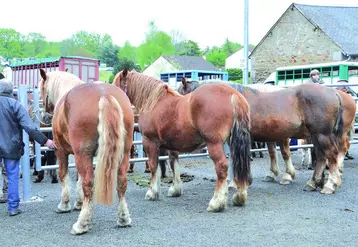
[182,77,188,88]
[65,68,68,72]
[40,69,47,81]
[123,68,128,78]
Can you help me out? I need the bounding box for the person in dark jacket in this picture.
[0,79,57,216]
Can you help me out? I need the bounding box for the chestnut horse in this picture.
[179,78,356,194]
[113,69,251,212]
[39,69,134,235]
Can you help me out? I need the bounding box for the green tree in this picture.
[0,28,23,58]
[136,21,175,69]
[117,41,137,61]
[221,38,242,57]
[109,58,140,83]
[177,40,202,56]
[205,46,226,68]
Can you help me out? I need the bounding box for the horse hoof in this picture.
[263,176,276,182]
[70,222,88,235]
[56,208,71,214]
[320,187,335,195]
[145,189,159,201]
[206,202,226,212]
[228,180,237,189]
[280,179,292,185]
[73,202,83,211]
[51,179,58,184]
[56,203,72,213]
[117,217,132,227]
[144,169,150,173]
[303,184,316,192]
[232,191,247,207]
[167,186,182,197]
[127,169,134,173]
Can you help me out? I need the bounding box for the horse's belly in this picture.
[159,131,204,153]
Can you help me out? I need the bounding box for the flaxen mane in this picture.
[127,71,181,112]
[42,71,85,106]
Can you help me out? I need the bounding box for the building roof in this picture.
[10,56,100,67]
[162,55,219,71]
[250,3,358,57]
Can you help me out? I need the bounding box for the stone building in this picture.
[249,3,358,83]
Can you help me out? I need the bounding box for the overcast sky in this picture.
[2,0,358,48]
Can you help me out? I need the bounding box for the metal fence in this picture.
[16,83,358,201]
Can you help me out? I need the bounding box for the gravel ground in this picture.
[1,143,358,247]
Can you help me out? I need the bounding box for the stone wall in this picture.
[250,6,342,83]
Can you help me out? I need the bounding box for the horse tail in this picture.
[94,95,126,205]
[333,92,344,137]
[229,93,252,188]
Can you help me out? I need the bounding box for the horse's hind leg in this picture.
[116,150,132,227]
[279,139,296,185]
[263,142,279,182]
[167,150,182,197]
[321,134,348,194]
[71,153,94,235]
[304,134,335,192]
[206,143,228,212]
[143,139,161,201]
[56,149,71,213]
[73,175,84,211]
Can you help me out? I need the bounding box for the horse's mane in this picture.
[45,71,85,105]
[127,71,181,112]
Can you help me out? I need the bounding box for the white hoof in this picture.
[145,188,160,201]
[280,173,293,185]
[228,180,237,189]
[206,197,227,212]
[232,190,247,207]
[73,201,83,211]
[167,182,183,197]
[56,202,71,213]
[117,216,132,227]
[263,171,277,182]
[70,222,88,235]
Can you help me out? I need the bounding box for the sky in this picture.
[2,0,358,49]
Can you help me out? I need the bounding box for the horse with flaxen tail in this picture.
[114,69,251,212]
[39,69,134,235]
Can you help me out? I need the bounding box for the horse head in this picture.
[177,77,199,95]
[39,68,55,114]
[113,68,129,94]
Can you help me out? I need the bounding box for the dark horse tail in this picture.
[333,92,344,137]
[229,94,252,188]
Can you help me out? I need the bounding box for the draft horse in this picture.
[113,69,252,212]
[39,69,134,235]
[179,78,356,194]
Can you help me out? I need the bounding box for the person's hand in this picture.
[45,139,57,149]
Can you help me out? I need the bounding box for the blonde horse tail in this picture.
[229,93,252,188]
[94,95,126,205]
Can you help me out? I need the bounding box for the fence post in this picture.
[33,88,42,172]
[19,85,31,202]
[135,132,144,158]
